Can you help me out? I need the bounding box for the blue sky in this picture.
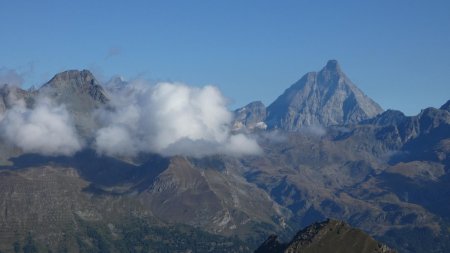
[1,0,449,115]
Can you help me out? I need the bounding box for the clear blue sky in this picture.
[1,0,449,115]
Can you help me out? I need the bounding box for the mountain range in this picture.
[0,60,449,253]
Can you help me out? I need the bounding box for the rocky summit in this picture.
[265,60,383,130]
[39,69,110,137]
[40,69,109,104]
[233,101,267,131]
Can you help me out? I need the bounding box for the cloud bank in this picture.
[0,74,261,158]
[0,97,83,156]
[95,81,261,157]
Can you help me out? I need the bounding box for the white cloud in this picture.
[0,75,261,158]
[0,97,83,156]
[95,81,261,157]
[298,125,327,137]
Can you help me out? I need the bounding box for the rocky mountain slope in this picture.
[0,70,108,139]
[40,69,108,105]
[0,153,253,252]
[255,219,395,253]
[233,101,267,131]
[266,60,383,129]
[234,60,383,130]
[39,70,109,137]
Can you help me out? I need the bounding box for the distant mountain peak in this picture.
[40,69,109,104]
[233,101,267,131]
[44,69,96,88]
[36,69,110,137]
[109,75,126,83]
[363,109,407,126]
[266,60,383,130]
[50,69,92,80]
[105,75,128,90]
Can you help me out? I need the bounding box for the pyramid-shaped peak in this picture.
[266,59,383,129]
[323,59,342,72]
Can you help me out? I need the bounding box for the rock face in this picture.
[367,104,450,147]
[364,109,407,127]
[233,101,267,131]
[0,70,109,118]
[266,60,383,130]
[39,70,109,137]
[0,70,110,146]
[40,69,109,104]
[255,220,395,253]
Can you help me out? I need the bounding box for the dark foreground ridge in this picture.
[255,219,395,253]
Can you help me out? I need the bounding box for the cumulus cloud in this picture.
[0,97,83,156]
[95,81,261,157]
[0,74,261,158]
